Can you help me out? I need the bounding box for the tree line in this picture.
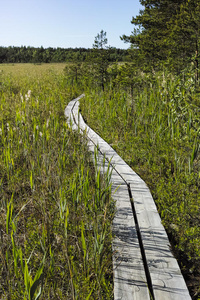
[0,46,129,64]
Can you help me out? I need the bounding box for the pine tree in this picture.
[90,30,109,91]
[121,0,190,69]
[93,30,108,49]
[168,0,200,76]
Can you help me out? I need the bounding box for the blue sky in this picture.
[1,0,142,49]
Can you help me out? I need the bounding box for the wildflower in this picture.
[20,93,24,102]
[39,132,43,137]
[36,125,39,130]
[25,90,31,101]
[46,118,50,128]
[0,128,2,135]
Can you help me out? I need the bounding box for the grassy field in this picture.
[1,62,200,299]
[0,63,114,299]
[0,63,66,76]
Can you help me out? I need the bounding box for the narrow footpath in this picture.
[65,95,191,300]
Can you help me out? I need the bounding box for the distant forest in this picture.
[0,46,129,63]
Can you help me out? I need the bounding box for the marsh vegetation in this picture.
[0,63,114,299]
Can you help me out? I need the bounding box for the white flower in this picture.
[25,90,31,101]
[46,118,50,128]
[0,128,2,135]
[20,93,24,102]
[39,132,43,137]
[36,125,39,130]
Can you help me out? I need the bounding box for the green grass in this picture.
[0,64,114,299]
[80,68,200,299]
[2,61,200,299]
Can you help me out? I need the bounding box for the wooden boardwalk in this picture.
[65,95,191,300]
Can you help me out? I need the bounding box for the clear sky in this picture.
[1,0,142,49]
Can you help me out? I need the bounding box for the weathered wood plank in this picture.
[65,96,150,299]
[65,96,191,300]
[111,178,150,300]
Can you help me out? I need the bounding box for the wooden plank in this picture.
[77,112,191,299]
[65,96,191,300]
[130,185,191,300]
[111,174,150,300]
[65,97,150,300]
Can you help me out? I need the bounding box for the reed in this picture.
[0,64,114,299]
[80,67,200,299]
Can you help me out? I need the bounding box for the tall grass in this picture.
[0,64,114,299]
[80,67,200,299]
